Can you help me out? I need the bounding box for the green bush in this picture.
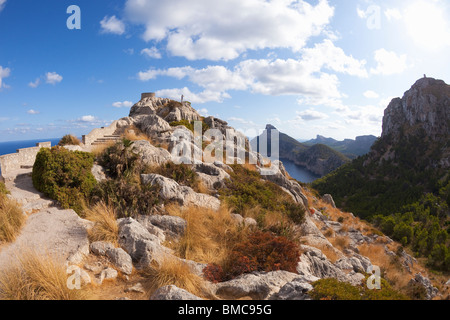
[219,165,305,226]
[32,147,96,214]
[58,134,81,146]
[98,139,141,179]
[154,162,198,188]
[0,182,8,195]
[310,278,409,300]
[90,178,160,218]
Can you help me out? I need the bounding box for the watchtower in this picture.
[141,92,156,100]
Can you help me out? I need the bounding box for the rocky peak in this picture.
[382,77,450,142]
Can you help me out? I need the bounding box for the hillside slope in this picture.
[304,135,377,159]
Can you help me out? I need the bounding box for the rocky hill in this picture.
[304,135,377,159]
[0,93,448,301]
[313,77,450,272]
[251,125,350,177]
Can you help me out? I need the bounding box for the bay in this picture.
[280,158,321,183]
[0,138,62,156]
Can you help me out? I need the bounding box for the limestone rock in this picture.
[150,285,203,300]
[97,267,118,285]
[270,276,316,300]
[214,271,299,300]
[90,241,115,256]
[141,173,221,210]
[106,247,133,275]
[145,214,187,238]
[408,273,439,300]
[117,217,171,268]
[131,140,171,166]
[125,283,146,294]
[322,194,336,208]
[91,164,107,182]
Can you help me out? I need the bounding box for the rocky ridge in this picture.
[0,94,445,300]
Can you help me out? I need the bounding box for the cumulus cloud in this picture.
[112,101,133,108]
[0,66,11,89]
[141,47,162,59]
[46,72,63,85]
[370,49,409,75]
[79,115,96,122]
[197,108,209,117]
[124,0,334,61]
[156,87,231,104]
[100,16,126,35]
[139,40,367,104]
[27,109,40,115]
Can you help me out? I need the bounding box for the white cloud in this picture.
[125,0,334,61]
[27,109,40,115]
[79,115,96,122]
[141,47,162,59]
[228,117,256,126]
[384,8,402,21]
[296,109,329,121]
[0,66,11,89]
[356,7,367,19]
[370,49,409,75]
[112,101,133,108]
[0,0,6,12]
[156,87,230,104]
[363,90,379,99]
[100,16,126,35]
[28,78,41,88]
[197,108,208,117]
[46,72,63,85]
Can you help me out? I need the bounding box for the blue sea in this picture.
[281,158,321,183]
[0,138,62,156]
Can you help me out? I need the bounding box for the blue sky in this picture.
[0,0,449,142]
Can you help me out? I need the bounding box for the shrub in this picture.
[154,162,197,188]
[169,119,210,134]
[32,147,96,214]
[224,231,301,280]
[203,264,224,284]
[90,178,160,218]
[220,164,305,226]
[98,139,141,179]
[58,134,81,146]
[0,182,8,195]
[310,278,409,301]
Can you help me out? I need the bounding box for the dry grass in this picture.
[90,140,116,157]
[0,194,26,244]
[141,256,211,299]
[123,125,170,150]
[166,204,249,266]
[84,202,119,246]
[330,235,350,251]
[0,250,95,300]
[318,244,340,263]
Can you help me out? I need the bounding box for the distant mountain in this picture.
[304,135,377,159]
[252,125,350,176]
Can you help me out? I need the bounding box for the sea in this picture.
[0,138,62,156]
[280,158,321,183]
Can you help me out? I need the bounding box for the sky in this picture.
[0,0,449,142]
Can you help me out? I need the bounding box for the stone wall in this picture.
[141,92,156,100]
[82,120,119,146]
[0,142,51,181]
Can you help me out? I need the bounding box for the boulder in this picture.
[97,267,118,285]
[408,273,439,300]
[90,241,115,256]
[322,194,336,208]
[106,247,133,275]
[131,140,171,166]
[150,285,203,300]
[134,114,172,137]
[270,276,316,300]
[214,271,299,300]
[91,164,107,182]
[141,174,221,210]
[145,214,187,238]
[117,217,172,268]
[136,215,167,241]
